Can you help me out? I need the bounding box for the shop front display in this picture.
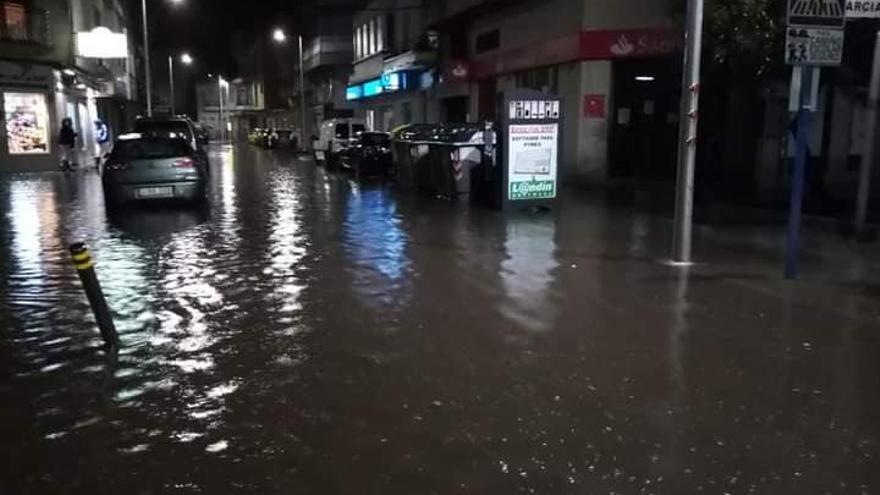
[4,92,50,155]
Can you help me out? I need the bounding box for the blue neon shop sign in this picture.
[346,71,417,101]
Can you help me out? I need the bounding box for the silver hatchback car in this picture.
[102,134,208,205]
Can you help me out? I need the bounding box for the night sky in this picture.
[146,0,310,76]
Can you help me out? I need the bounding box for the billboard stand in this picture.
[498,89,563,212]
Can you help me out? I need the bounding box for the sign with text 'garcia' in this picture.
[847,0,880,17]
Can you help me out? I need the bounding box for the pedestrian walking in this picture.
[59,118,78,171]
[94,119,111,171]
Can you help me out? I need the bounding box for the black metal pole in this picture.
[69,243,120,349]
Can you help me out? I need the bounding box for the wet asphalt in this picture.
[1,144,879,494]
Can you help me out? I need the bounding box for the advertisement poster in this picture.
[507,124,558,200]
[4,92,50,155]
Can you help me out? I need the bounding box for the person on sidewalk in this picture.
[59,118,78,171]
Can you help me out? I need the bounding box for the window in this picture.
[354,26,360,58]
[515,66,558,94]
[1,2,28,41]
[376,15,384,52]
[4,92,50,154]
[112,138,192,160]
[475,29,500,54]
[369,19,377,55]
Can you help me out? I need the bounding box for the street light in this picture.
[168,52,193,115]
[141,0,185,117]
[272,27,307,151]
[218,76,229,142]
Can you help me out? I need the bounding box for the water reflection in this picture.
[342,184,412,310]
[265,170,307,319]
[499,215,560,333]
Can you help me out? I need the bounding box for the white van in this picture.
[313,118,366,165]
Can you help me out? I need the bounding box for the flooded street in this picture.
[1,144,879,494]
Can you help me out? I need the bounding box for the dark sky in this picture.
[147,0,310,75]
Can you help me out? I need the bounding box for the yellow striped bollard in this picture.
[69,242,120,349]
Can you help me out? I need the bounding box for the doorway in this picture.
[609,59,681,181]
[477,78,497,121]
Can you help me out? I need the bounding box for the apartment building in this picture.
[347,0,438,132]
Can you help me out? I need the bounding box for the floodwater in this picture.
[1,144,879,494]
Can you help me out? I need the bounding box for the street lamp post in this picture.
[141,0,151,116]
[299,34,307,151]
[141,0,185,117]
[273,28,309,151]
[168,52,192,115]
[218,76,228,142]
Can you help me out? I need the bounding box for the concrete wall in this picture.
[468,0,583,53]
[583,0,671,29]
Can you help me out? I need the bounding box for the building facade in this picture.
[301,0,359,144]
[1,0,141,172]
[430,0,677,187]
[347,0,439,132]
[196,77,267,142]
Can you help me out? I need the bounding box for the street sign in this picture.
[788,0,846,27]
[846,0,880,18]
[785,27,845,66]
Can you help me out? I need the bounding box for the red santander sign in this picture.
[580,28,679,60]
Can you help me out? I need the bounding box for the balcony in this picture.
[0,4,50,48]
[304,35,354,72]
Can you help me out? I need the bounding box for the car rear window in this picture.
[113,138,192,160]
[352,124,366,135]
[134,121,193,141]
[335,124,350,139]
[360,133,389,146]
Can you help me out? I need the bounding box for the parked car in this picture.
[134,117,209,166]
[248,128,267,146]
[194,122,211,145]
[313,118,366,168]
[266,129,298,150]
[102,133,208,205]
[339,132,392,178]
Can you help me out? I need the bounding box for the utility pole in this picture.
[854,30,880,237]
[218,77,225,142]
[672,0,705,263]
[141,0,152,117]
[299,34,308,151]
[168,55,175,115]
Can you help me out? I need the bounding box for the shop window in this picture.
[4,92,50,155]
[475,29,499,54]
[1,2,28,41]
[515,66,558,94]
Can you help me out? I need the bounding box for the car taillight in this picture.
[174,157,195,168]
